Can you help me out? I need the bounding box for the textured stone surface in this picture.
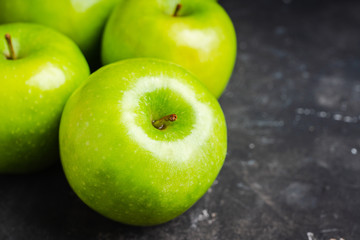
[1,0,360,239]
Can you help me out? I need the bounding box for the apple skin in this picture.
[101,0,237,98]
[59,58,227,226]
[0,23,90,173]
[0,0,122,66]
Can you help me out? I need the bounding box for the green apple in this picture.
[0,23,89,173]
[0,0,122,67]
[59,58,227,226]
[101,0,237,98]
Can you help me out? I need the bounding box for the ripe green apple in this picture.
[59,58,227,226]
[0,23,90,173]
[0,0,122,67]
[101,0,237,98]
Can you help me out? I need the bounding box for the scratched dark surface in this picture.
[1,0,360,239]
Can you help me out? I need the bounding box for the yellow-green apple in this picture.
[0,23,89,173]
[59,58,227,225]
[101,0,237,98]
[0,0,122,68]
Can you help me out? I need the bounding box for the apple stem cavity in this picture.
[4,33,16,60]
[152,114,177,130]
[173,4,182,17]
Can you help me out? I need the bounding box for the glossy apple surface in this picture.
[0,0,122,66]
[59,58,227,226]
[102,0,237,98]
[0,23,90,173]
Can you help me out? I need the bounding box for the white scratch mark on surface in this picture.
[296,108,359,124]
[191,209,210,228]
[351,148,358,155]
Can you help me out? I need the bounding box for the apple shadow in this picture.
[0,162,190,240]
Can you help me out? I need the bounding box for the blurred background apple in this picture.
[0,0,122,69]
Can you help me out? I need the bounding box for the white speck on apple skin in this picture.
[26,63,66,90]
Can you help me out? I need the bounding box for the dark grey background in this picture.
[1,0,360,239]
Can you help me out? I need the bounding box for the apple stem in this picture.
[173,4,182,17]
[152,114,177,130]
[4,33,16,60]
